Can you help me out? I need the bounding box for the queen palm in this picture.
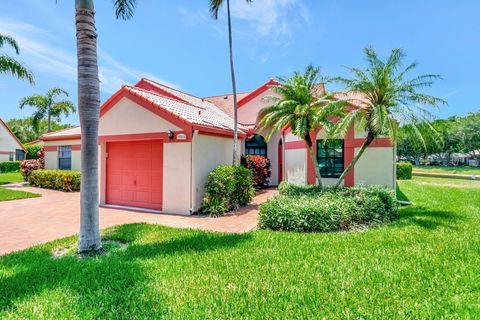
[75,0,137,253]
[257,65,347,188]
[0,34,34,83]
[331,47,446,187]
[19,87,75,132]
[210,0,252,166]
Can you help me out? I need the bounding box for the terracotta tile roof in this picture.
[333,91,369,109]
[203,92,251,118]
[41,126,81,140]
[125,86,246,133]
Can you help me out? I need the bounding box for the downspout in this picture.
[189,130,198,214]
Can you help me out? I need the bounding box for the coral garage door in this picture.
[106,140,163,210]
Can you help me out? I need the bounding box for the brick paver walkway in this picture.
[0,186,277,256]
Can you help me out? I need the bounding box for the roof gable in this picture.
[0,118,26,152]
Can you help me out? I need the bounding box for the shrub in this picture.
[202,165,255,216]
[397,162,413,180]
[259,182,398,232]
[20,148,45,181]
[0,161,20,173]
[28,170,81,191]
[241,155,271,189]
[25,145,43,160]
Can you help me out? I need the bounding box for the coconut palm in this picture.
[210,0,252,166]
[19,87,75,132]
[331,47,447,187]
[257,65,347,187]
[0,34,34,83]
[75,0,137,253]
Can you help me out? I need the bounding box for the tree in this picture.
[0,33,34,83]
[6,117,73,143]
[74,0,137,253]
[210,0,252,166]
[257,65,346,187]
[19,88,75,132]
[331,47,446,187]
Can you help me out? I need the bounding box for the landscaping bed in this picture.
[259,182,398,232]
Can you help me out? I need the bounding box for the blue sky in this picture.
[0,0,479,125]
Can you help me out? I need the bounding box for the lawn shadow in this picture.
[0,224,251,318]
[394,206,464,230]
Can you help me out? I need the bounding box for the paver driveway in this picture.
[0,185,277,256]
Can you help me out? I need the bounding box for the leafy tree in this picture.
[6,117,73,143]
[0,33,34,83]
[74,0,137,253]
[257,65,346,187]
[331,47,446,187]
[210,0,252,166]
[19,87,75,132]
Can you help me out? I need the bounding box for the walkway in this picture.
[0,186,277,256]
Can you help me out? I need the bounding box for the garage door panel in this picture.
[106,140,163,210]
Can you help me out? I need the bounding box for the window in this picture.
[8,152,14,161]
[58,146,72,170]
[316,139,344,178]
[245,134,267,157]
[15,149,25,161]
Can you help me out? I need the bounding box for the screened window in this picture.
[15,149,25,161]
[58,146,72,170]
[245,134,267,157]
[317,139,344,178]
[8,152,14,161]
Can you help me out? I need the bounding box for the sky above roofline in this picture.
[0,0,479,125]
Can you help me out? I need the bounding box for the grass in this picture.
[413,165,480,175]
[0,177,479,319]
[0,172,24,185]
[0,188,40,202]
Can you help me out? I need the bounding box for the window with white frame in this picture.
[58,146,72,170]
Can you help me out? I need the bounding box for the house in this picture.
[0,118,26,162]
[39,79,395,215]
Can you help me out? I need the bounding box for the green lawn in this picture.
[413,165,480,175]
[1,177,479,319]
[0,172,24,185]
[0,188,40,202]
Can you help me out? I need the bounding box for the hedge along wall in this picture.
[28,169,81,191]
[0,161,21,173]
[397,162,413,180]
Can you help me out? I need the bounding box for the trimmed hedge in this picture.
[241,155,271,189]
[397,162,413,180]
[28,170,81,191]
[25,145,43,160]
[202,165,255,216]
[259,182,398,232]
[0,161,20,173]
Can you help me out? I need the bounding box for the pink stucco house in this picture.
[39,79,395,215]
[0,118,26,162]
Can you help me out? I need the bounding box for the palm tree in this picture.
[257,65,347,187]
[210,0,252,166]
[0,34,34,84]
[19,88,75,132]
[75,0,137,253]
[331,47,447,187]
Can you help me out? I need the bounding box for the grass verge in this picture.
[0,188,40,202]
[0,172,24,185]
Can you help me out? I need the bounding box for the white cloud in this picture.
[0,17,178,94]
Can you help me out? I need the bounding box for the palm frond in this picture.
[0,34,19,54]
[0,55,34,84]
[113,0,138,20]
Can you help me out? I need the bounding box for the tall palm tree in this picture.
[331,47,447,187]
[75,0,137,253]
[19,87,75,132]
[210,0,252,166]
[0,33,34,84]
[257,65,347,187]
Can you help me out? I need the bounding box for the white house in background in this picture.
[39,78,395,215]
[0,118,26,162]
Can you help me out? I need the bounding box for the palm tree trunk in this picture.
[47,111,51,132]
[335,132,375,188]
[226,0,239,166]
[305,134,323,188]
[75,0,102,253]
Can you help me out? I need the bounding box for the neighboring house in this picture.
[0,118,26,162]
[39,78,395,215]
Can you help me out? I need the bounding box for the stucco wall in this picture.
[99,97,180,136]
[192,132,236,212]
[0,122,23,161]
[238,88,280,125]
[43,139,81,171]
[285,148,307,185]
[354,147,396,188]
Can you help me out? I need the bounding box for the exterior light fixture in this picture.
[168,130,175,141]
